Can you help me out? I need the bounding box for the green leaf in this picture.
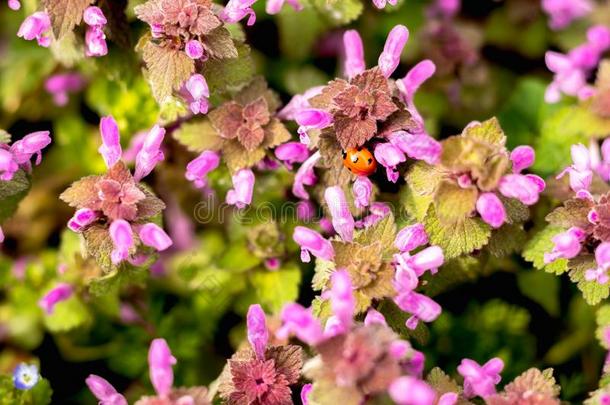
[517,271,560,316]
[43,295,92,332]
[307,0,364,25]
[88,265,149,296]
[420,256,482,297]
[568,255,610,305]
[522,225,568,275]
[423,205,491,259]
[594,304,610,348]
[203,44,255,101]
[487,224,527,258]
[433,181,477,223]
[277,6,324,61]
[0,130,10,143]
[250,263,301,313]
[173,118,224,153]
[462,117,506,146]
[218,243,262,272]
[354,212,397,257]
[425,368,464,399]
[142,41,195,103]
[0,375,52,405]
[0,170,30,223]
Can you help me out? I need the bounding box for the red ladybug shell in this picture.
[342,147,377,176]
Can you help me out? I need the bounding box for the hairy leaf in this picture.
[43,0,94,39]
[522,225,568,275]
[142,41,195,103]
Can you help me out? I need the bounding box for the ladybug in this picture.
[342,147,377,176]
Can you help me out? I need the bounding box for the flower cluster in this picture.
[60,116,171,269]
[83,6,108,57]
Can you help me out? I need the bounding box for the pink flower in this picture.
[109,219,134,264]
[138,223,173,251]
[395,223,429,252]
[185,74,210,115]
[476,193,506,229]
[324,270,355,331]
[364,308,387,326]
[406,246,444,276]
[389,376,436,405]
[185,39,204,59]
[395,291,442,329]
[457,357,504,398]
[98,116,122,168]
[0,226,4,244]
[352,176,373,209]
[17,12,51,47]
[38,283,73,314]
[274,142,309,169]
[296,200,316,221]
[226,168,255,209]
[498,174,544,205]
[510,145,535,173]
[83,6,107,26]
[438,393,458,405]
[585,242,610,284]
[85,375,127,405]
[343,30,366,79]
[221,0,257,26]
[148,338,176,397]
[44,73,86,106]
[0,148,19,181]
[277,86,324,120]
[396,60,436,127]
[294,109,333,144]
[293,226,334,262]
[293,151,320,199]
[557,144,594,193]
[356,201,391,228]
[85,26,108,57]
[276,303,324,345]
[544,227,586,263]
[247,304,269,360]
[67,208,99,232]
[266,0,302,14]
[324,186,355,242]
[374,142,406,183]
[378,25,409,78]
[7,0,20,10]
[10,131,52,167]
[301,383,312,405]
[428,0,460,18]
[185,150,220,188]
[134,125,165,181]
[541,0,592,30]
[388,131,441,165]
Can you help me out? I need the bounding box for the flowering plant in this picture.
[2,0,610,404]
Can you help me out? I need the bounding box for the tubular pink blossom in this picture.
[0,226,4,244]
[185,39,204,59]
[541,0,592,30]
[394,291,441,329]
[17,12,51,47]
[364,308,387,326]
[293,226,334,262]
[185,74,210,115]
[510,145,535,173]
[276,303,324,345]
[388,132,441,165]
[139,223,173,251]
[374,142,406,183]
[68,208,99,232]
[395,223,429,252]
[83,6,107,26]
[8,0,20,10]
[585,242,610,284]
[378,25,409,78]
[148,338,177,397]
[293,151,321,199]
[38,283,73,314]
[109,219,133,264]
[295,109,333,144]
[343,30,366,79]
[247,304,269,360]
[405,246,444,276]
[356,201,391,228]
[498,174,543,205]
[274,142,309,169]
[296,200,316,221]
[352,176,373,209]
[397,60,436,103]
[221,0,257,26]
[457,357,504,399]
[45,73,86,106]
[98,116,122,168]
[185,150,220,189]
[301,383,312,405]
[10,131,52,166]
[325,270,355,329]
[389,376,436,405]
[394,256,420,293]
[85,26,108,57]
[544,226,586,263]
[0,148,19,181]
[438,393,458,405]
[134,125,165,181]
[226,168,255,209]
[324,186,355,242]
[278,86,324,120]
[476,193,506,229]
[266,0,303,15]
[86,375,127,405]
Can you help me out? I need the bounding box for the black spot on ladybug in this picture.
[351,156,359,163]
[357,146,363,151]
[342,151,347,159]
[348,167,352,172]
[367,158,373,164]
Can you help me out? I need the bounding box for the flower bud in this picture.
[226,168,255,209]
[98,116,122,168]
[109,219,133,264]
[324,186,355,242]
[83,6,107,26]
[510,145,535,173]
[139,223,173,251]
[343,30,366,79]
[185,39,204,59]
[185,150,220,188]
[134,125,165,181]
[38,283,73,314]
[86,375,127,405]
[378,25,409,78]
[395,223,428,252]
[247,304,269,360]
[476,193,506,229]
[148,339,176,397]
